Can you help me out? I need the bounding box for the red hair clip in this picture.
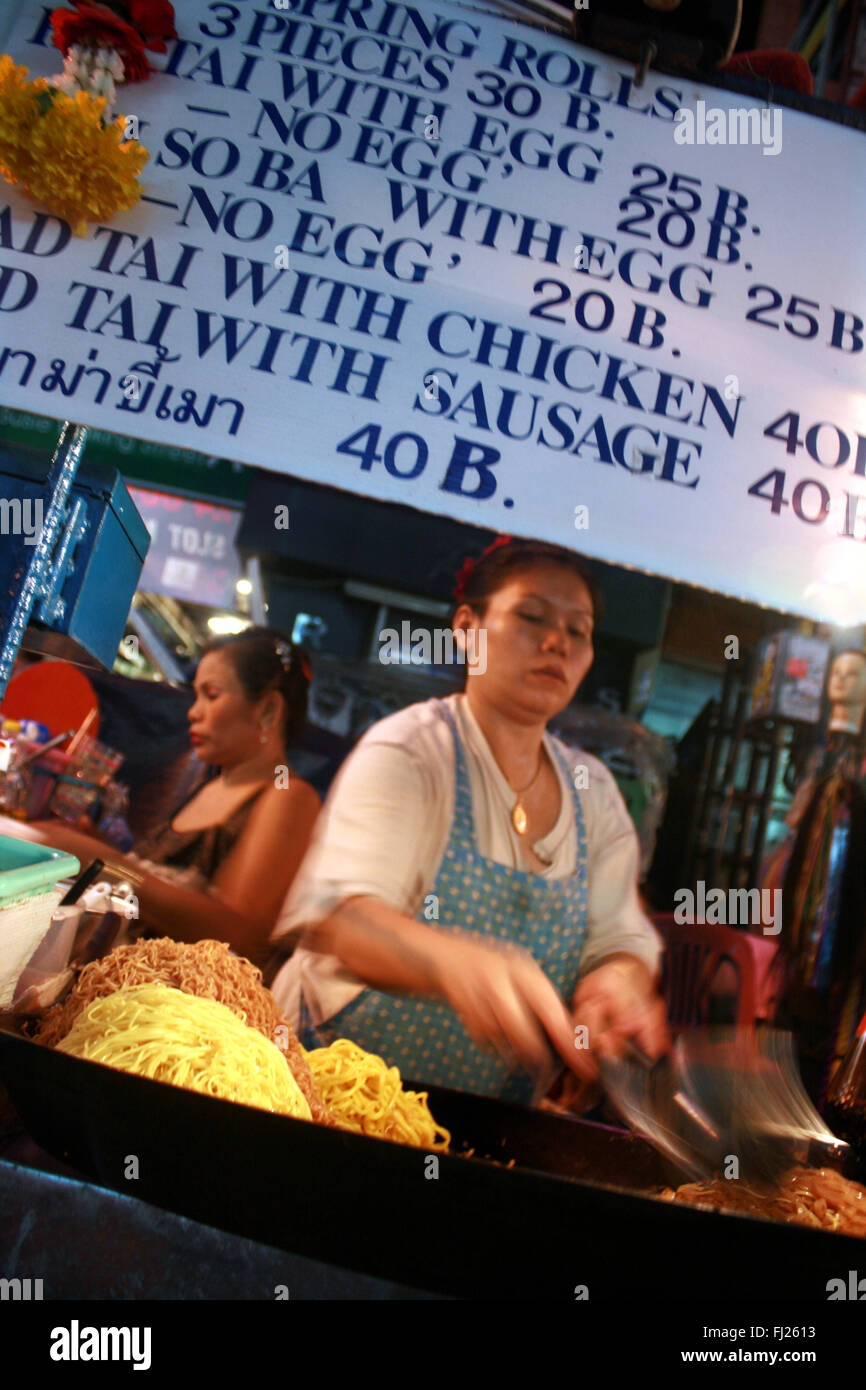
[452,534,513,604]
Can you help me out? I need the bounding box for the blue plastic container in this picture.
[0,833,79,909]
[0,831,80,1007]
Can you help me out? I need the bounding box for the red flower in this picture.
[49,0,177,87]
[69,0,177,53]
[126,0,177,54]
[50,3,157,80]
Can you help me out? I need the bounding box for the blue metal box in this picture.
[0,439,149,669]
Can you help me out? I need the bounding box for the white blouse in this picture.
[270,692,661,1025]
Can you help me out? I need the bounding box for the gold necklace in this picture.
[507,747,545,836]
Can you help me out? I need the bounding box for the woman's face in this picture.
[187,650,264,767]
[457,561,595,720]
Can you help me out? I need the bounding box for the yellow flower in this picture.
[0,55,148,235]
[0,56,44,183]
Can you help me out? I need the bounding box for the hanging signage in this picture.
[0,2,864,620]
[127,484,241,606]
[0,404,250,502]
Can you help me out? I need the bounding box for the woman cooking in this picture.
[1,628,320,964]
[270,536,669,1102]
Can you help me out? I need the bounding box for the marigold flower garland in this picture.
[0,1,176,235]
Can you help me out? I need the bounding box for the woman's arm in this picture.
[0,813,262,955]
[132,867,273,959]
[577,768,663,980]
[208,779,321,937]
[306,894,445,994]
[2,782,320,960]
[0,814,115,865]
[307,894,587,1078]
[6,815,273,958]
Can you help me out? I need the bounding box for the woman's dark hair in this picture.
[199,626,311,747]
[452,536,603,625]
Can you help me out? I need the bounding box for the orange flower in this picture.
[0,56,43,184]
[0,59,148,235]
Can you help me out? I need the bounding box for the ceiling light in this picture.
[207,614,251,635]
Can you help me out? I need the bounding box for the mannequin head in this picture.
[826,649,866,734]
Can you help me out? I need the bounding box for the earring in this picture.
[259,726,268,744]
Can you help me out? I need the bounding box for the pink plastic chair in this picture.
[651,913,758,1037]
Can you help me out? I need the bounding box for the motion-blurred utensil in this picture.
[600,1027,850,1183]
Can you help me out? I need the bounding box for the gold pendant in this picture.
[512,800,528,835]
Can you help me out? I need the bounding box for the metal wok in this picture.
[0,1028,861,1300]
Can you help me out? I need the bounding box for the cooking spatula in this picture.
[600,1027,850,1184]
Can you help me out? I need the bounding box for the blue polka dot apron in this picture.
[298,700,589,1102]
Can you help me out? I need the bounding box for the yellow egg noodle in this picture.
[305,1038,451,1150]
[56,984,312,1121]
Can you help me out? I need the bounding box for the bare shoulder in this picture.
[251,776,321,823]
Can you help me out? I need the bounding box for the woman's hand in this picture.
[570,954,670,1078]
[318,898,599,1081]
[431,933,594,1079]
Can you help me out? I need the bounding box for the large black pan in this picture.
[0,1028,861,1300]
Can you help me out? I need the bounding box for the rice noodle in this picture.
[659,1166,866,1237]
